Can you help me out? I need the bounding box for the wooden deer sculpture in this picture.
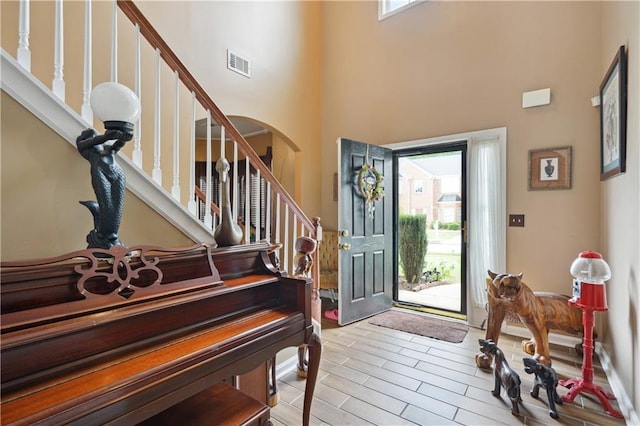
[479,339,522,416]
[475,271,584,369]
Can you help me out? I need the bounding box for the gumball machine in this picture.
[560,251,623,418]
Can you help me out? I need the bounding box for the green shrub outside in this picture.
[398,214,428,283]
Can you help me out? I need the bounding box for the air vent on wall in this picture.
[227,50,251,78]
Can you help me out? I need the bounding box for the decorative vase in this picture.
[544,160,555,178]
[214,158,243,247]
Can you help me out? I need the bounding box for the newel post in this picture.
[311,217,323,326]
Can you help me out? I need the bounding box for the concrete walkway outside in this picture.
[398,282,461,312]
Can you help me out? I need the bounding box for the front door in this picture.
[338,138,393,325]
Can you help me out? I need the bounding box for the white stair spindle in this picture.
[219,126,225,220]
[17,0,31,71]
[110,0,117,82]
[187,93,197,215]
[152,48,162,184]
[245,158,251,243]
[52,0,65,101]
[217,137,223,223]
[275,193,281,244]
[132,23,142,167]
[81,0,92,123]
[291,215,297,270]
[255,169,261,242]
[232,141,238,221]
[171,71,180,201]
[283,204,289,272]
[220,126,226,159]
[204,111,213,228]
[265,181,271,242]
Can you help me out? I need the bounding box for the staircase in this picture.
[1,0,321,308]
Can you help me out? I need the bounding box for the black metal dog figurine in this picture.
[479,339,522,416]
[523,357,563,419]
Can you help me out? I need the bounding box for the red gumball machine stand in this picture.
[559,252,623,419]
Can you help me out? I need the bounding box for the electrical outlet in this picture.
[509,214,525,227]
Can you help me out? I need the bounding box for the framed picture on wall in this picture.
[528,146,572,190]
[600,45,627,180]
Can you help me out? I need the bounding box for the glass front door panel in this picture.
[396,148,465,314]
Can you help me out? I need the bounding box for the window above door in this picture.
[378,0,425,21]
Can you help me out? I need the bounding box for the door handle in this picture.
[340,230,349,237]
[338,243,351,250]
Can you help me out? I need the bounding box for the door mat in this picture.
[368,310,469,343]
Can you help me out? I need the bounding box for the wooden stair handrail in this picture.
[194,187,221,218]
[117,0,315,235]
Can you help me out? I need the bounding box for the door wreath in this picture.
[356,149,384,218]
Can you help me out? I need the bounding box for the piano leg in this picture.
[268,356,279,407]
[297,344,308,377]
[302,332,322,426]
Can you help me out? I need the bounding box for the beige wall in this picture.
[600,0,640,416]
[322,2,603,294]
[133,1,323,219]
[0,93,194,261]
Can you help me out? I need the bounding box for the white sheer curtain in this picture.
[467,133,506,327]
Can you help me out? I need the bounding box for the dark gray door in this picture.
[338,138,393,325]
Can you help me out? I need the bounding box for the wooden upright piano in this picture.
[1,242,321,425]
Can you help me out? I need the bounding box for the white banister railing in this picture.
[171,70,180,201]
[204,111,213,229]
[152,48,162,185]
[232,141,239,222]
[244,157,251,242]
[265,181,271,242]
[17,0,30,71]
[3,0,321,283]
[52,0,64,101]
[110,0,117,82]
[132,23,142,167]
[283,204,290,272]
[255,168,261,242]
[81,0,92,123]
[187,93,197,214]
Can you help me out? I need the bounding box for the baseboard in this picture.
[502,323,638,424]
[275,352,299,381]
[595,342,640,424]
[501,323,583,348]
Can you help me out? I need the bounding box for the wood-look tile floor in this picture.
[270,309,626,426]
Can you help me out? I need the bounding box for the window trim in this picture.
[378,0,425,21]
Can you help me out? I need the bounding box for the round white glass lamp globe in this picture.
[570,251,611,283]
[90,82,141,128]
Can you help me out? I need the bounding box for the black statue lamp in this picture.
[77,82,140,250]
